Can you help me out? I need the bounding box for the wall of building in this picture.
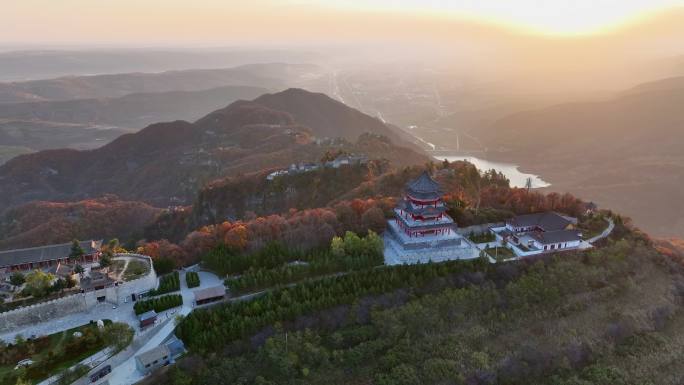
[536,239,581,251]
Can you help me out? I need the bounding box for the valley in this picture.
[0,7,683,383]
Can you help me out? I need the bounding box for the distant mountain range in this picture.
[0,85,268,128]
[479,76,684,237]
[0,88,428,209]
[0,63,323,104]
[0,49,322,82]
[0,63,329,165]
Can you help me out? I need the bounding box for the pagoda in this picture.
[384,171,478,265]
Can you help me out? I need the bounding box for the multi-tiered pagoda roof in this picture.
[383,170,477,266]
[406,171,443,201]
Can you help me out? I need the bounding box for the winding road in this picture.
[588,217,615,244]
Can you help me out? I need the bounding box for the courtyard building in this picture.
[492,212,583,256]
[0,240,102,271]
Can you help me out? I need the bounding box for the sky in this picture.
[2,0,683,46]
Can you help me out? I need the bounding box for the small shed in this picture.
[135,344,171,374]
[193,285,226,306]
[138,310,157,328]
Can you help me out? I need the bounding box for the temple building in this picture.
[0,240,102,271]
[490,212,583,257]
[384,172,478,265]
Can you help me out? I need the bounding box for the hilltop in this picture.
[0,85,267,154]
[0,89,429,209]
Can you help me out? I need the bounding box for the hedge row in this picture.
[134,294,183,315]
[186,272,200,288]
[149,271,180,296]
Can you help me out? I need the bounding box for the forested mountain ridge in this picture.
[147,211,684,385]
[0,195,162,250]
[0,89,428,210]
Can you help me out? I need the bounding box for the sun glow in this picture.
[313,0,684,36]
[1,0,683,45]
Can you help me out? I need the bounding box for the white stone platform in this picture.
[383,232,480,266]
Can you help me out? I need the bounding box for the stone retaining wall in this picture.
[116,254,158,301]
[0,294,87,333]
[0,253,157,334]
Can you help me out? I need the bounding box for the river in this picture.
[437,155,550,188]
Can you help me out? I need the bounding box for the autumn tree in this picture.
[25,270,55,297]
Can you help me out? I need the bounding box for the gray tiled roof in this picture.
[193,285,226,302]
[138,310,157,322]
[531,230,582,244]
[406,172,443,200]
[135,345,170,366]
[0,240,102,268]
[399,199,447,217]
[508,212,573,232]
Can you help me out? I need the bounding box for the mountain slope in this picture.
[253,88,399,140]
[478,76,684,237]
[0,85,268,128]
[0,49,321,82]
[0,195,162,250]
[0,63,322,103]
[0,89,428,209]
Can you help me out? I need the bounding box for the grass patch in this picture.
[484,246,516,260]
[580,215,610,239]
[468,231,496,243]
[123,260,150,281]
[110,259,126,276]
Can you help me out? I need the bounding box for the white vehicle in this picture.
[14,358,34,370]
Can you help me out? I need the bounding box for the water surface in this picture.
[438,155,550,188]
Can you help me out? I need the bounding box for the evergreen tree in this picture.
[69,239,85,261]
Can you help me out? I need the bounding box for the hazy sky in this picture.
[2,0,683,46]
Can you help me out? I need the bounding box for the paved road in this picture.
[588,217,615,243]
[102,270,222,385]
[0,299,139,344]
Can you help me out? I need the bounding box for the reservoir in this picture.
[437,155,550,188]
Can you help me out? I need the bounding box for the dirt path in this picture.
[115,258,130,281]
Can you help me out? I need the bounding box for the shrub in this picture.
[186,272,200,288]
[154,257,176,275]
[134,294,183,315]
[149,271,180,296]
